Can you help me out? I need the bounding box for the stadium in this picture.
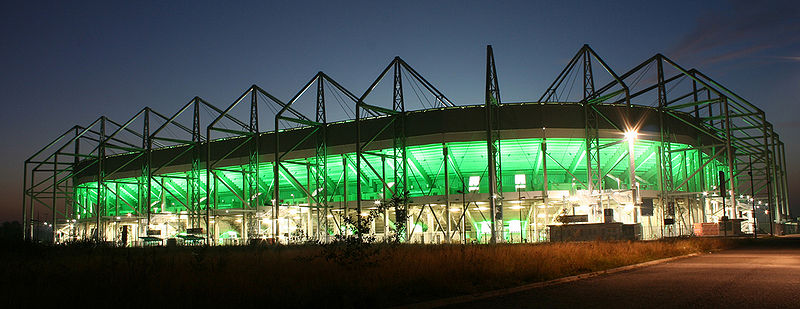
[23,45,790,245]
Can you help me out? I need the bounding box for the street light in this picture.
[624,129,639,141]
[625,129,638,206]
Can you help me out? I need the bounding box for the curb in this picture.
[392,252,702,309]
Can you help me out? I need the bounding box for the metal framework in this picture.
[23,45,790,244]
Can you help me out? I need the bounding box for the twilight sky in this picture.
[1,0,798,222]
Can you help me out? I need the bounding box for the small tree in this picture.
[322,194,410,266]
[339,193,409,243]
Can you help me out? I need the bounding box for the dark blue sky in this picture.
[2,0,798,222]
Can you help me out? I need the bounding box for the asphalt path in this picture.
[448,237,800,309]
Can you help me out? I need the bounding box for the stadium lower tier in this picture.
[65,137,756,245]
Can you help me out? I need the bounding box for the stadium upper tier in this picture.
[74,102,715,183]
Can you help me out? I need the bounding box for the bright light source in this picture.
[479,222,491,234]
[624,129,639,141]
[374,200,381,205]
[515,174,526,189]
[509,205,524,210]
[449,208,461,212]
[508,220,522,233]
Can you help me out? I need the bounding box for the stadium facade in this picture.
[23,45,790,245]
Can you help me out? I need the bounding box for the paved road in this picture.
[449,238,800,308]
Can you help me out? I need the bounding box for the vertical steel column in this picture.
[779,143,789,218]
[247,91,259,242]
[143,110,152,238]
[204,130,212,244]
[190,101,202,229]
[354,93,362,239]
[485,45,503,244]
[749,156,757,238]
[315,76,329,241]
[774,132,783,220]
[691,73,706,222]
[52,153,58,243]
[29,172,36,240]
[73,127,81,239]
[342,154,348,234]
[721,97,737,218]
[769,130,779,221]
[392,61,409,241]
[774,140,784,219]
[542,130,549,211]
[22,162,28,241]
[583,50,602,198]
[443,143,450,243]
[382,156,388,240]
[306,163,312,239]
[96,117,106,241]
[656,56,674,231]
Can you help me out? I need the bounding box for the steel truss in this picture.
[589,53,788,232]
[276,72,360,241]
[23,44,789,244]
[24,109,171,241]
[485,45,503,243]
[355,56,455,241]
[206,85,291,243]
[539,45,635,224]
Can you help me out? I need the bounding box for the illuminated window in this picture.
[515,174,526,189]
[468,176,481,191]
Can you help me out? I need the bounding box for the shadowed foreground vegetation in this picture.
[0,238,738,308]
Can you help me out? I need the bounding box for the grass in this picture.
[0,238,737,308]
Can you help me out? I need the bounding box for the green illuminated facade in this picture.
[72,136,730,243]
